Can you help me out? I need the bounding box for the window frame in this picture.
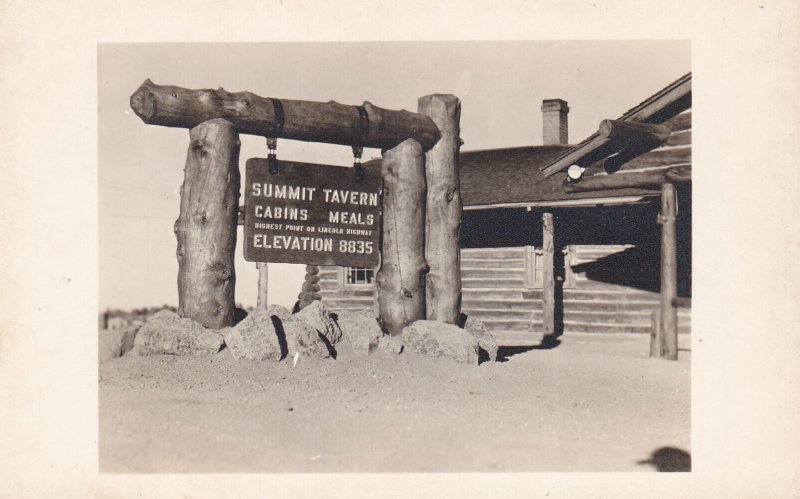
[339,266,377,290]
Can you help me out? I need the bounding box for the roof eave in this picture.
[540,72,692,178]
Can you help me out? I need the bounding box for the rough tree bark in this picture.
[654,182,679,360]
[175,118,240,329]
[130,79,440,151]
[542,212,556,339]
[598,119,671,143]
[376,139,427,335]
[418,94,462,324]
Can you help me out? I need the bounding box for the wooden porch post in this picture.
[175,118,240,329]
[418,94,462,324]
[542,212,556,339]
[376,139,427,335]
[652,182,679,359]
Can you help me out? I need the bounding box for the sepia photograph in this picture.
[3,2,799,497]
[98,41,692,472]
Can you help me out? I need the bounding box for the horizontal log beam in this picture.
[665,130,691,147]
[665,111,692,133]
[130,80,441,151]
[581,140,688,175]
[588,146,691,174]
[672,297,691,308]
[563,165,691,193]
[541,73,691,178]
[598,119,671,143]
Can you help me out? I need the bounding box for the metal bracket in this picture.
[270,98,285,137]
[352,146,364,183]
[352,105,369,183]
[265,98,284,175]
[267,137,278,175]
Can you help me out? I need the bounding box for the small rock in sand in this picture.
[282,317,331,359]
[378,334,405,356]
[132,310,224,356]
[221,308,284,361]
[294,300,342,345]
[334,309,382,356]
[401,320,479,365]
[98,325,139,362]
[463,316,499,362]
[266,304,292,321]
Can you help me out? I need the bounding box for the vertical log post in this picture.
[256,263,268,309]
[376,139,427,335]
[650,310,661,357]
[654,182,679,359]
[542,212,556,339]
[175,118,240,329]
[418,94,462,324]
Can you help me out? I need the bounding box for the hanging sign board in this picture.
[243,158,381,267]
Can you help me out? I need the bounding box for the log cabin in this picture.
[318,74,692,346]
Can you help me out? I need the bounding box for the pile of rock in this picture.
[98,303,498,365]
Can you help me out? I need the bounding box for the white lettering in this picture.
[322,188,379,206]
[253,205,308,221]
[328,211,375,225]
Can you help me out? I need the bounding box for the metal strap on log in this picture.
[130,80,441,151]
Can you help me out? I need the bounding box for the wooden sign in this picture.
[243,158,381,267]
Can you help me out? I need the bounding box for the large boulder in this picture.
[463,316,499,362]
[294,300,342,345]
[98,325,139,362]
[282,317,331,359]
[221,308,285,361]
[334,310,382,356]
[378,334,405,356]
[401,320,479,365]
[266,304,292,321]
[132,310,224,356]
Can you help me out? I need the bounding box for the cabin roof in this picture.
[457,145,655,207]
[364,145,656,207]
[360,74,693,208]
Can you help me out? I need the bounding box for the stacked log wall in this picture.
[318,245,690,344]
[564,245,691,335]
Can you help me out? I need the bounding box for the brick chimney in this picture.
[541,99,569,145]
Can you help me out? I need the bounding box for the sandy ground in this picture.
[99,332,690,473]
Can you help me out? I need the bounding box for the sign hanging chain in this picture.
[352,105,370,183]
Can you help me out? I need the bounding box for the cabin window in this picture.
[341,267,375,288]
[524,245,575,289]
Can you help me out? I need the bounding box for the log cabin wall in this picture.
[318,242,690,344]
[318,79,691,344]
[566,245,690,335]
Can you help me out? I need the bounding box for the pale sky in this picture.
[98,41,690,311]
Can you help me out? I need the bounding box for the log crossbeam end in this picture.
[130,80,441,151]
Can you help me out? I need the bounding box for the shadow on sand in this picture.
[637,447,691,472]
[496,335,562,362]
